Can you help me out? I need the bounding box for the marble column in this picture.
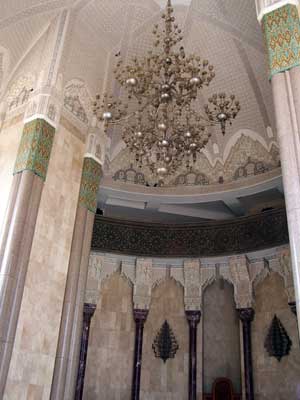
[50,155,102,400]
[258,0,300,337]
[186,310,201,400]
[0,118,55,396]
[238,308,254,400]
[131,309,148,400]
[75,303,96,400]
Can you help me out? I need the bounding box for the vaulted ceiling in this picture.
[0,0,284,222]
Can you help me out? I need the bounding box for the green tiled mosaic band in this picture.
[263,4,300,79]
[14,118,55,181]
[79,157,102,213]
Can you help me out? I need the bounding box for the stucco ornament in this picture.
[278,248,295,302]
[64,79,92,125]
[85,254,120,305]
[228,255,253,309]
[184,259,201,311]
[133,258,153,310]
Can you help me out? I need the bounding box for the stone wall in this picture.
[141,279,188,400]
[84,273,135,400]
[82,249,300,400]
[253,272,300,400]
[203,280,241,394]
[0,116,23,232]
[4,122,85,399]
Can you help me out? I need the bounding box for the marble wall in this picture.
[141,279,189,400]
[253,273,300,400]
[4,122,85,399]
[84,273,135,400]
[203,280,241,394]
[0,116,23,232]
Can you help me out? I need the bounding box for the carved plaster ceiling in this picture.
[0,0,284,221]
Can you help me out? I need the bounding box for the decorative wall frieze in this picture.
[92,208,289,257]
[86,244,292,313]
[109,133,280,188]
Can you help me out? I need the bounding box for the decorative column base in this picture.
[131,309,148,400]
[75,303,96,400]
[238,308,255,400]
[185,310,201,400]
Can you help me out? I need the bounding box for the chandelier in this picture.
[93,0,241,183]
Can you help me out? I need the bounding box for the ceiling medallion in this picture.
[93,0,241,183]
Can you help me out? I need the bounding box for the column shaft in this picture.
[51,156,101,399]
[0,171,43,395]
[64,211,95,399]
[185,310,201,400]
[75,303,96,400]
[50,205,88,399]
[271,71,300,334]
[131,309,148,400]
[238,308,254,400]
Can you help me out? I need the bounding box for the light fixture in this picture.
[93,0,241,183]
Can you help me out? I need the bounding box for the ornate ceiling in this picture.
[0,0,284,221]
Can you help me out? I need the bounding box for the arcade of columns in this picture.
[0,0,300,399]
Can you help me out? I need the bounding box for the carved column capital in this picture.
[83,303,96,321]
[288,302,297,316]
[133,309,149,325]
[238,308,255,323]
[185,310,201,327]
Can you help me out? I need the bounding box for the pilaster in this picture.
[51,123,103,400]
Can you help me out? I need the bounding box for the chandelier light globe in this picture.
[126,77,138,87]
[135,131,144,138]
[102,111,112,121]
[157,167,168,176]
[93,0,241,183]
[158,123,167,132]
